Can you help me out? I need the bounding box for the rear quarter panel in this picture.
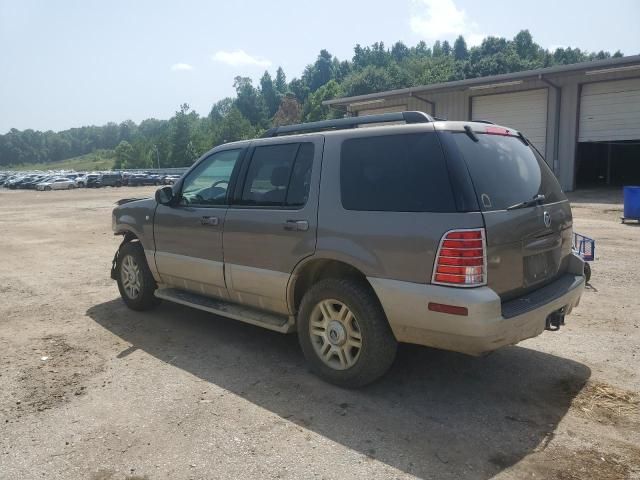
[318,131,484,283]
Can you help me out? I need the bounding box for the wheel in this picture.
[68,184,75,189]
[116,242,160,311]
[584,262,591,283]
[297,278,397,388]
[115,181,122,187]
[45,186,52,191]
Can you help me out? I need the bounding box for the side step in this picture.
[154,288,294,333]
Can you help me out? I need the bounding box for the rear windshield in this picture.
[448,132,566,211]
[340,132,456,212]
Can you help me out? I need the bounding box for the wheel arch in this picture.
[287,257,382,315]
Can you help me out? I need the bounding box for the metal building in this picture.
[323,55,640,191]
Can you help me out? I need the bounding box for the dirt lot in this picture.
[0,187,638,480]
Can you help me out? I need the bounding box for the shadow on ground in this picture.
[87,299,590,480]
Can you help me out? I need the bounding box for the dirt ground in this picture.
[0,186,638,480]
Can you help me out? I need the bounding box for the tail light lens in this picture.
[432,228,487,287]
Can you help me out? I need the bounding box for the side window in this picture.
[340,133,456,212]
[180,149,241,206]
[238,142,314,207]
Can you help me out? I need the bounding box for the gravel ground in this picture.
[0,186,638,480]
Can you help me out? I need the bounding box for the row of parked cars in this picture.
[0,171,182,191]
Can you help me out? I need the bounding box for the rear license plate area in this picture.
[524,251,557,286]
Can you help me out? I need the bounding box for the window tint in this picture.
[180,149,241,206]
[340,133,456,212]
[448,132,566,211]
[239,142,314,207]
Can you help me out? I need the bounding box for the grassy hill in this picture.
[6,149,115,172]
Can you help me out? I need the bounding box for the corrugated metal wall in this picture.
[347,67,640,191]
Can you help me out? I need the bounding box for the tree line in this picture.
[0,30,624,169]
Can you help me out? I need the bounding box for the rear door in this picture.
[441,130,573,300]
[222,136,322,315]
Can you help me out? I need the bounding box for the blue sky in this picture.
[1,0,639,133]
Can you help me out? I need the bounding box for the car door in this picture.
[223,137,322,314]
[153,148,244,299]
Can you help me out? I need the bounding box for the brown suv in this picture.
[111,111,585,387]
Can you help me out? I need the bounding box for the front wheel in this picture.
[116,242,160,311]
[297,278,397,388]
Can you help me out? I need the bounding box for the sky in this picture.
[1,0,639,134]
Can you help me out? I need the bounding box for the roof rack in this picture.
[262,111,434,138]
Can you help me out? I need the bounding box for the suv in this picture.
[110,111,585,387]
[99,173,123,187]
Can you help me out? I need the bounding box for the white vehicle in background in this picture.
[75,174,88,187]
[36,177,77,191]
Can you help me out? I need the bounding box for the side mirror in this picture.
[155,186,175,205]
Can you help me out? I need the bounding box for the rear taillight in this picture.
[432,228,487,287]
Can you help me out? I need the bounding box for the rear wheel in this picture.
[44,186,51,191]
[297,278,397,388]
[116,242,160,311]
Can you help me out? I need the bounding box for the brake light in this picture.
[432,228,487,287]
[485,126,511,136]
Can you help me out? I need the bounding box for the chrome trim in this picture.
[431,228,488,288]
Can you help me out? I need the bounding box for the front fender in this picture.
[112,198,157,252]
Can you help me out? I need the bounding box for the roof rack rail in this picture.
[262,111,434,138]
[471,119,495,124]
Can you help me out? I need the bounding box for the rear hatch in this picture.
[441,127,573,301]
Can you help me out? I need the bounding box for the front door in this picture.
[153,148,243,298]
[223,137,323,314]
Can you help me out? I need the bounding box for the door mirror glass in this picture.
[155,186,174,205]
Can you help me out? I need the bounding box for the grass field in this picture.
[6,149,115,172]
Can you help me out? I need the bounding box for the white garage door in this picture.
[579,78,640,142]
[472,89,548,154]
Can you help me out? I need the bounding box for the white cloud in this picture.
[212,50,271,68]
[410,0,486,46]
[170,63,194,71]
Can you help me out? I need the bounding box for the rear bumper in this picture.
[368,253,585,356]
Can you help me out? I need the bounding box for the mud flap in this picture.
[110,238,128,280]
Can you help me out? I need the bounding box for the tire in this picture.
[584,262,591,283]
[44,186,52,191]
[116,241,160,311]
[297,278,397,388]
[68,184,75,189]
[115,181,122,187]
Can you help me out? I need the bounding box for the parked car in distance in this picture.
[75,174,88,187]
[36,177,76,190]
[128,174,162,186]
[99,173,123,187]
[85,174,101,188]
[110,111,586,387]
[162,175,181,185]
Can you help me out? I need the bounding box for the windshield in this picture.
[448,132,566,211]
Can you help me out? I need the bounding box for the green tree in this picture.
[275,66,287,94]
[260,71,280,117]
[114,140,134,169]
[453,35,468,60]
[303,80,343,122]
[169,103,197,167]
[233,76,268,127]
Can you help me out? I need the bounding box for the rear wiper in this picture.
[506,194,545,210]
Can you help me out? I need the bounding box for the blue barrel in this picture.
[623,186,640,220]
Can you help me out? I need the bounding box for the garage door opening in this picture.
[576,141,640,187]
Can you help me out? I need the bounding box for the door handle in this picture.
[200,216,219,226]
[283,220,309,232]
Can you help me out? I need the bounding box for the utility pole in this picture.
[153,145,160,170]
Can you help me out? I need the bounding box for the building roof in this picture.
[323,54,640,106]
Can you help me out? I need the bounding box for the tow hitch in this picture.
[545,309,565,331]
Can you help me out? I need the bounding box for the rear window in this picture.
[448,132,566,211]
[340,133,456,212]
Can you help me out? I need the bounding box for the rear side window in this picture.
[448,132,566,211]
[340,133,456,212]
[238,142,314,207]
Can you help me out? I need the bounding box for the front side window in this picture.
[238,142,314,207]
[180,149,241,206]
[340,133,456,212]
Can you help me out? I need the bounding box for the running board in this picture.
[154,288,294,333]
